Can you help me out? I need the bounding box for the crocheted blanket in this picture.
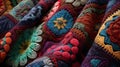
[0,0,120,67]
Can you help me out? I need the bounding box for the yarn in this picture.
[0,0,57,64]
[0,0,38,38]
[82,0,120,66]
[0,0,6,16]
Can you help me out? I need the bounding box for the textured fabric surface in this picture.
[0,0,120,67]
[0,0,57,66]
[27,0,120,67]
[0,0,38,38]
[81,0,120,67]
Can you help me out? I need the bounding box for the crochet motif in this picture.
[27,0,107,67]
[54,17,67,29]
[95,10,120,60]
[44,32,80,62]
[0,0,38,38]
[0,0,57,63]
[2,0,120,67]
[44,0,85,40]
[100,16,120,51]
[47,10,73,36]
[81,0,120,67]
[9,0,35,21]
[6,23,44,67]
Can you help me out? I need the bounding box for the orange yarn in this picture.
[3,0,13,15]
[3,44,10,52]
[0,41,4,45]
[6,37,12,44]
[5,32,12,37]
[0,52,6,60]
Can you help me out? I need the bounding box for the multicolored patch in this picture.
[95,10,120,60]
[6,23,44,67]
[47,10,74,36]
[9,0,35,21]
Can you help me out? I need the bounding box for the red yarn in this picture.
[61,39,69,45]
[71,47,79,54]
[62,52,70,60]
[65,32,72,38]
[62,32,73,44]
[46,48,52,53]
[107,18,120,46]
[71,54,76,60]
[51,45,57,49]
[55,46,62,51]
[62,45,71,52]
[70,38,79,47]
[53,51,62,56]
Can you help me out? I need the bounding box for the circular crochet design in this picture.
[6,23,44,67]
[99,15,120,51]
[47,9,74,36]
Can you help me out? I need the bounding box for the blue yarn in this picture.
[47,9,74,36]
[19,5,42,26]
[90,59,101,67]
[106,0,116,13]
[0,16,15,34]
[26,61,44,67]
[99,16,120,51]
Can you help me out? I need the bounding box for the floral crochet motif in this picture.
[54,17,67,29]
[47,10,74,36]
[6,27,42,67]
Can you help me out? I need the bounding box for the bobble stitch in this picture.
[3,44,10,52]
[71,54,76,60]
[5,37,12,44]
[62,52,71,60]
[5,32,12,37]
[62,45,71,52]
[70,38,79,46]
[53,51,62,56]
[71,47,78,54]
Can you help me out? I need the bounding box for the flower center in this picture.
[58,20,64,25]
[19,40,30,54]
[54,17,67,29]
